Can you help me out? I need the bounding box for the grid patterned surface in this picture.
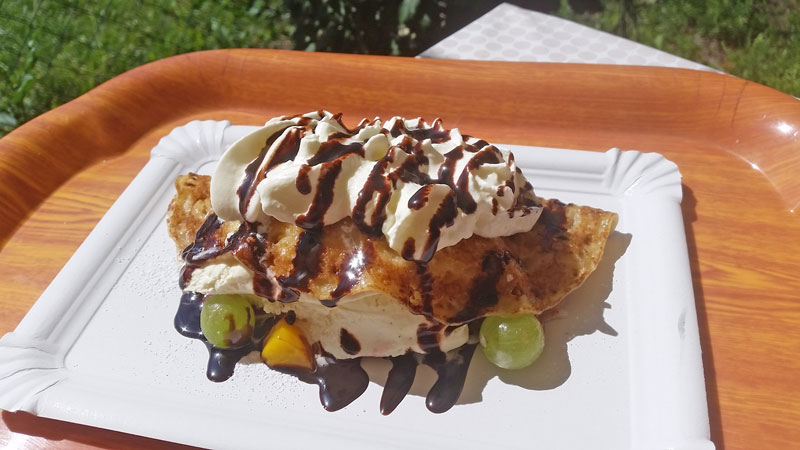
[0,0,290,136]
[421,3,713,71]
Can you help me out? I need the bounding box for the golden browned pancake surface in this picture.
[168,174,618,324]
[167,173,213,249]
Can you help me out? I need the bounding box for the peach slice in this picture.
[261,318,314,371]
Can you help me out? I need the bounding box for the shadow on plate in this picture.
[363,230,631,408]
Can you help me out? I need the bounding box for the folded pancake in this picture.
[167,111,619,414]
[168,172,618,351]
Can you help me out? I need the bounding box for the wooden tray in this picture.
[0,49,798,449]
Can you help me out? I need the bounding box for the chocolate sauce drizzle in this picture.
[380,354,418,415]
[537,199,569,250]
[408,184,434,210]
[339,328,361,355]
[380,344,478,415]
[307,138,365,166]
[296,164,312,194]
[276,227,323,302]
[352,151,397,237]
[271,115,522,261]
[449,250,512,323]
[237,113,532,264]
[180,214,229,265]
[295,160,343,229]
[454,145,503,214]
[389,118,450,143]
[329,243,373,303]
[174,113,527,414]
[408,190,458,263]
[237,127,299,217]
[282,354,370,412]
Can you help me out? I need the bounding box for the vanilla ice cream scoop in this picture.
[211,110,541,262]
[184,258,469,360]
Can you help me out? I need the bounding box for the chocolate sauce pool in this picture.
[174,291,479,413]
[172,113,520,414]
[380,344,478,415]
[174,291,272,382]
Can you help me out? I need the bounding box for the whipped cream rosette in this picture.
[211,111,541,261]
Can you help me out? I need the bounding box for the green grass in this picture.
[0,0,291,135]
[556,0,800,96]
[1,0,798,138]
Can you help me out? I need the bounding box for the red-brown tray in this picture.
[1,49,799,449]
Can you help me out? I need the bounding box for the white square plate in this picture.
[0,121,714,450]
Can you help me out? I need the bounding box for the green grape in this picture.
[200,294,255,348]
[479,314,544,370]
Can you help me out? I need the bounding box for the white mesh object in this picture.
[420,3,715,72]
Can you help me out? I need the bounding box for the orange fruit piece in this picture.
[261,318,314,371]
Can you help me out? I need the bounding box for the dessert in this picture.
[167,111,618,414]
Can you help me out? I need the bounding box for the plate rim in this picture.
[0,120,713,450]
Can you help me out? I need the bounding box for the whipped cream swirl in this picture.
[211,111,541,262]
